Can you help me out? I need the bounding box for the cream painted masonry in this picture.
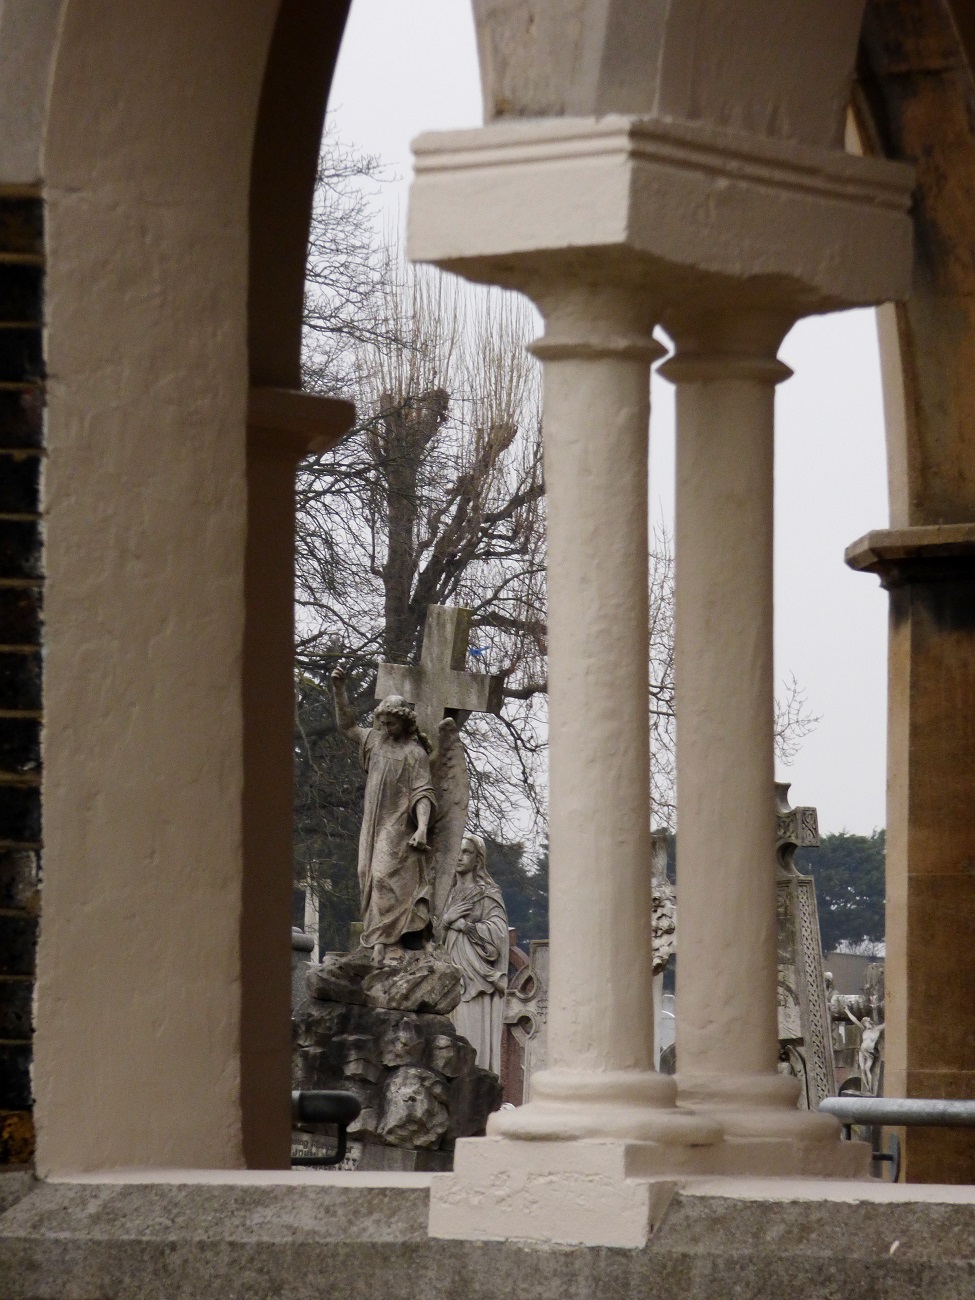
[34,0,283,1174]
[409,112,910,1239]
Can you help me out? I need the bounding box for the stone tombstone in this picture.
[650,830,676,1071]
[326,602,503,970]
[295,605,511,1168]
[377,606,502,745]
[291,928,315,1012]
[775,782,837,1108]
[501,938,549,1104]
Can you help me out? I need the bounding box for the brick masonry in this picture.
[0,193,43,1166]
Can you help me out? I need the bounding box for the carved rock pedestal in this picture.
[294,954,500,1168]
[307,948,463,1016]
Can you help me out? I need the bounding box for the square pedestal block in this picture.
[429,1135,873,1248]
[429,1137,693,1248]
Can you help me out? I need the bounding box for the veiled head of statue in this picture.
[458,832,488,877]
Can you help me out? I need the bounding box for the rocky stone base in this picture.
[307,948,463,1016]
[294,994,501,1157]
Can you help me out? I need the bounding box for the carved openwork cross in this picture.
[775,781,820,874]
[376,605,503,748]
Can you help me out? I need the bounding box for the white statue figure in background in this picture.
[846,1007,885,1095]
[439,833,509,1075]
[332,665,471,968]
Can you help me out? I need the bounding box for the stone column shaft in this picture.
[671,348,781,1079]
[665,327,836,1141]
[491,288,716,1145]
[540,305,659,1075]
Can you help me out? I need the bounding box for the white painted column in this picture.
[664,317,836,1143]
[490,285,716,1147]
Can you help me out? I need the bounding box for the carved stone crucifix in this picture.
[376,605,503,751]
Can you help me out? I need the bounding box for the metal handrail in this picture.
[820,1097,975,1128]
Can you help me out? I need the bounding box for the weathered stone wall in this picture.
[0,194,43,1166]
[3,1178,975,1299]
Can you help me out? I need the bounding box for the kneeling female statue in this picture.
[439,833,509,1075]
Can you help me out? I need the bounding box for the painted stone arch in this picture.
[30,0,357,1171]
[854,0,975,526]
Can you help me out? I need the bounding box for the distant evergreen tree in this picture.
[795,830,885,953]
[486,837,548,945]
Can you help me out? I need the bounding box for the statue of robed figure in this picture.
[331,665,470,967]
[438,833,509,1075]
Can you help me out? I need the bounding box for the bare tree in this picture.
[295,246,547,942]
[643,529,819,828]
[294,127,817,945]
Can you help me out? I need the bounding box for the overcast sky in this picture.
[328,0,890,835]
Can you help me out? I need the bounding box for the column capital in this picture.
[658,309,795,385]
[530,334,665,364]
[845,524,975,589]
[659,353,792,385]
[408,114,915,316]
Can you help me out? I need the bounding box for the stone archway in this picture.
[30,0,352,1173]
[847,0,975,1183]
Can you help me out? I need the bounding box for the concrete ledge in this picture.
[3,1175,975,1298]
[846,524,975,587]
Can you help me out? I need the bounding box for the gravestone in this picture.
[651,830,676,1069]
[501,939,549,1103]
[376,603,504,920]
[775,782,837,1108]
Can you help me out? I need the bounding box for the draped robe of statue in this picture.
[357,726,437,948]
[442,867,509,1075]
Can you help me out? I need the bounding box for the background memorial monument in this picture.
[775,783,837,1109]
[293,604,506,1167]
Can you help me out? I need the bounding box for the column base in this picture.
[430,1133,873,1247]
[488,1068,722,1145]
[429,1137,708,1247]
[676,1072,870,1176]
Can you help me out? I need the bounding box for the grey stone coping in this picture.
[3,1174,975,1299]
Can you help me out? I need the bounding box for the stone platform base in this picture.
[4,1170,975,1298]
[430,1135,872,1247]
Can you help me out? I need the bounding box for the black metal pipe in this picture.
[290,1090,361,1168]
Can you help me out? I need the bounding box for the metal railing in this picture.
[290,1090,361,1168]
[818,1096,975,1183]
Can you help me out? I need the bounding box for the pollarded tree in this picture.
[294,127,816,949]
[296,245,547,945]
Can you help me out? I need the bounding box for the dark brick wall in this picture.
[0,194,42,1166]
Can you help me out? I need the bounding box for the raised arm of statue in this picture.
[330,665,360,738]
[844,1006,864,1029]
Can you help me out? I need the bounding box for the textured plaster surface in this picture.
[472,0,865,150]
[3,1179,975,1299]
[33,0,281,1173]
[0,0,63,184]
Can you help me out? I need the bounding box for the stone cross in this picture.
[375,605,503,749]
[774,782,836,1107]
